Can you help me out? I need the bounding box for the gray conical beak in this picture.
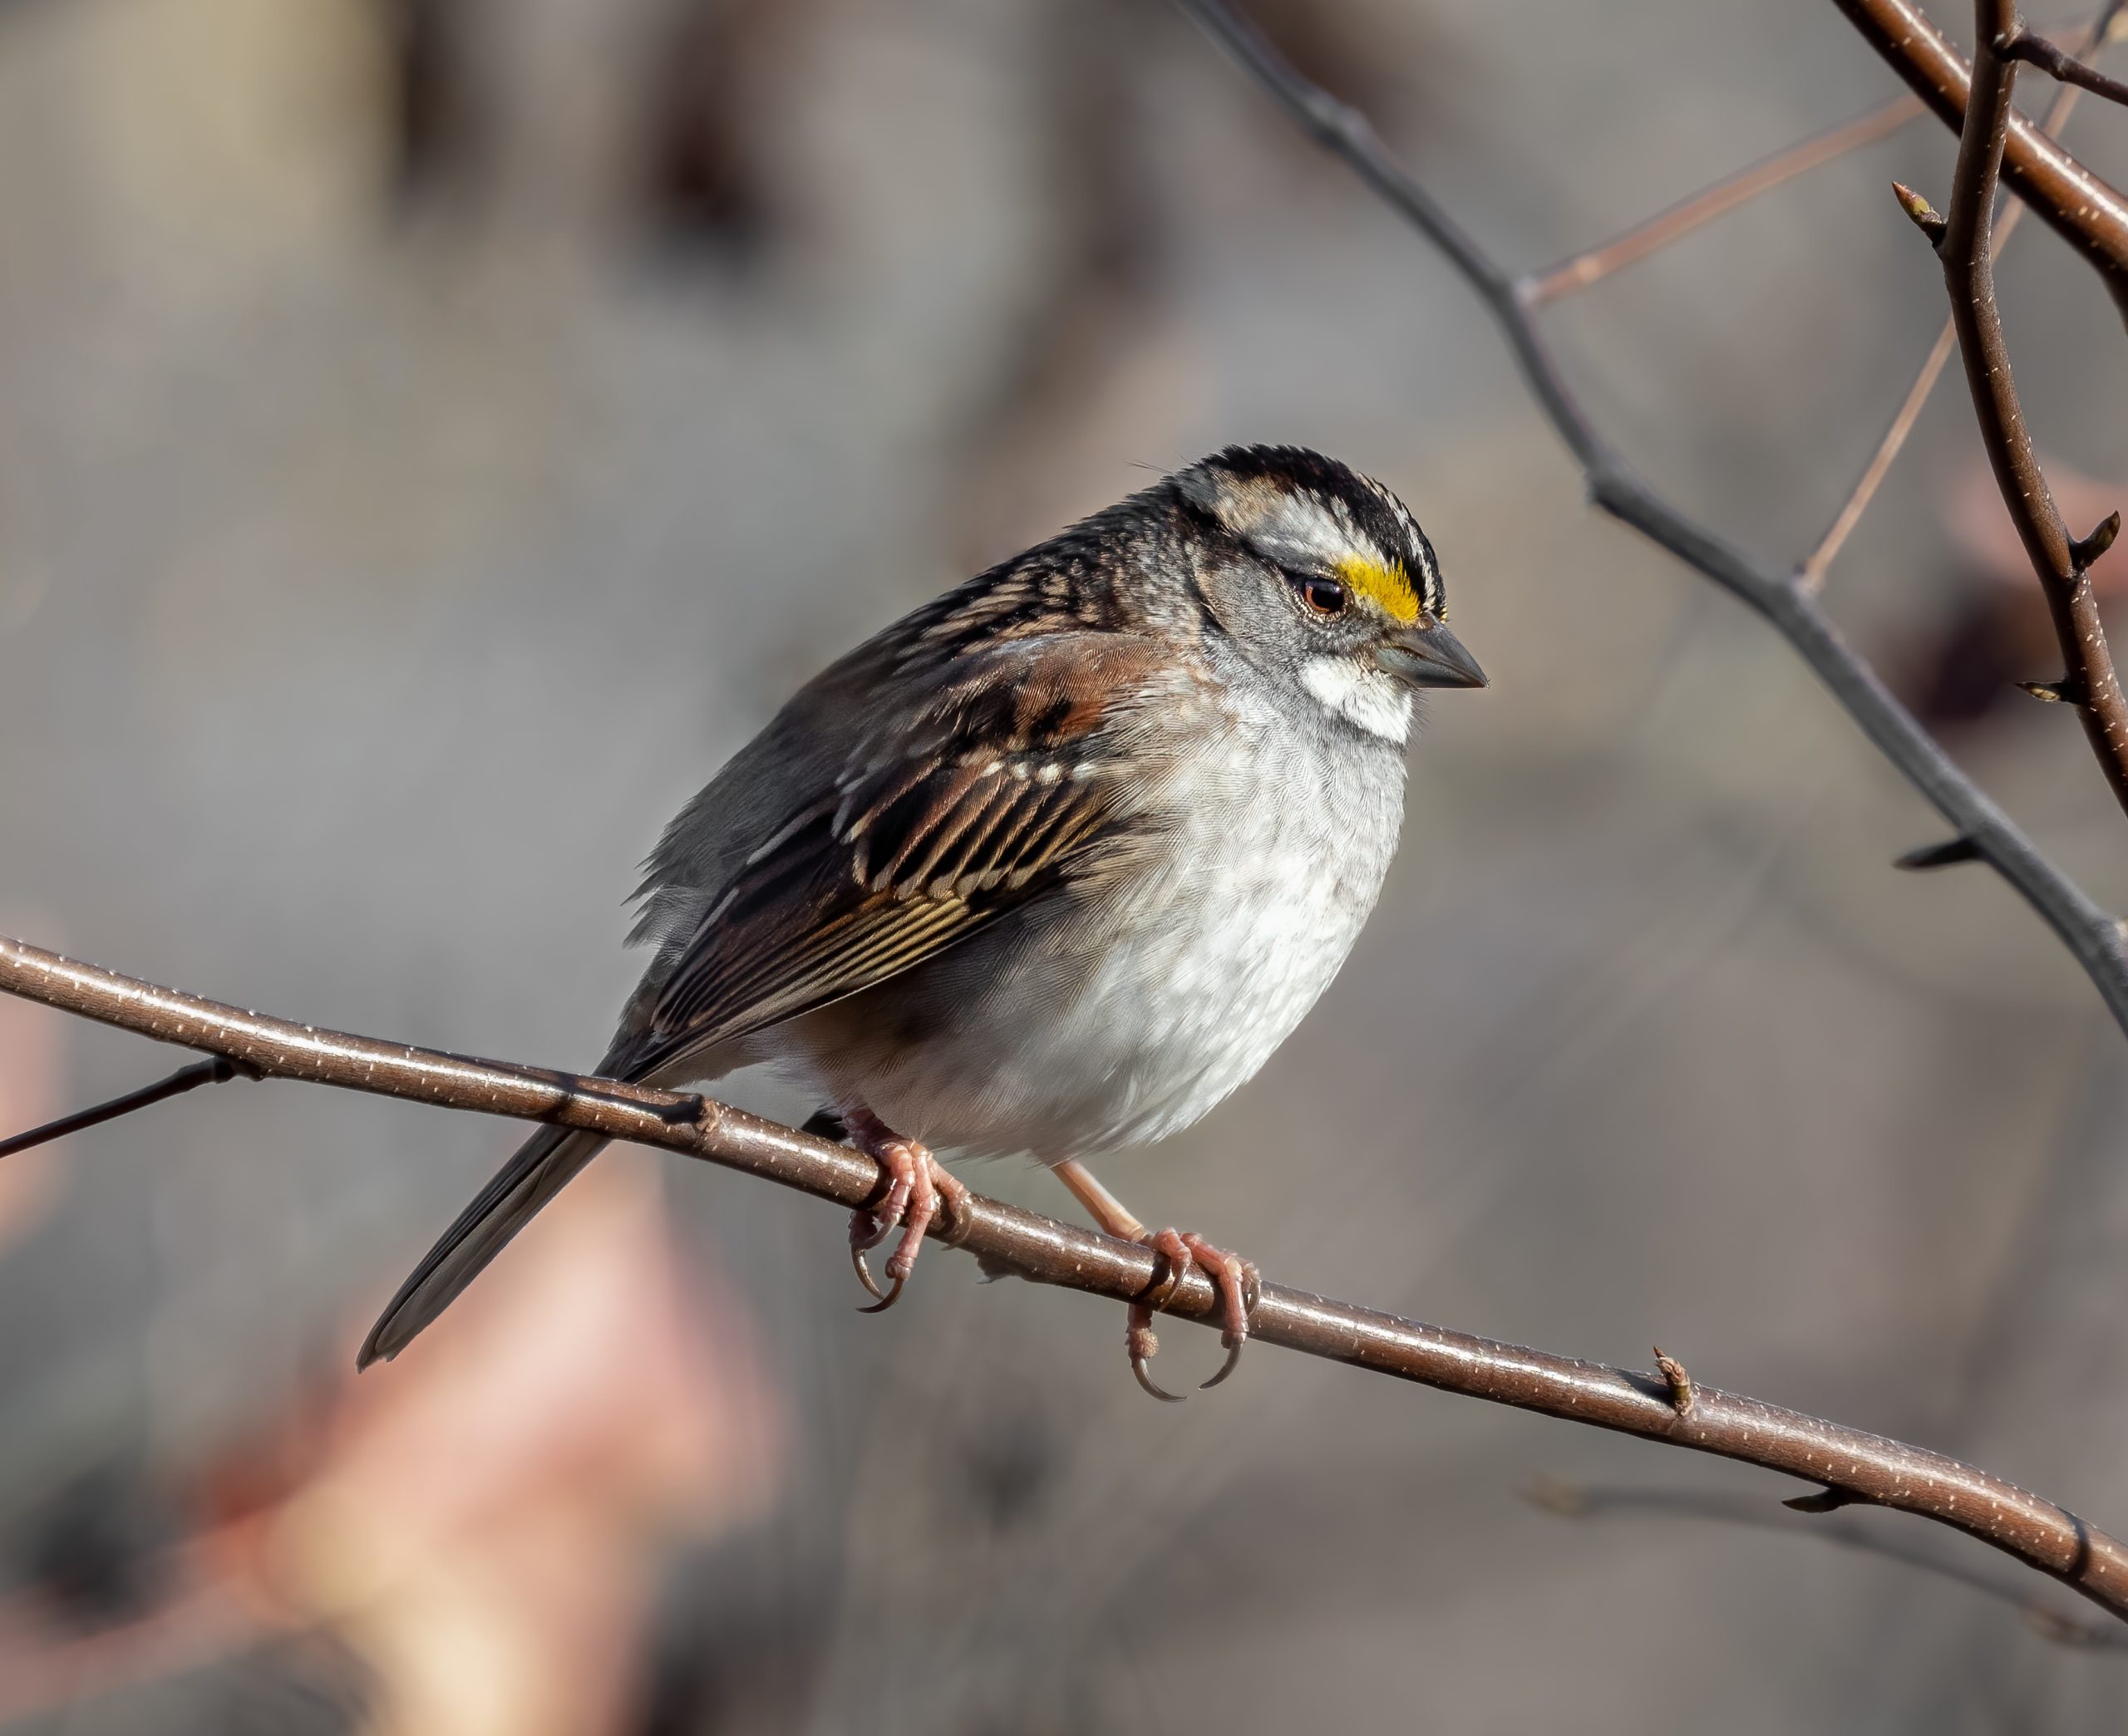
[1375,616,1487,690]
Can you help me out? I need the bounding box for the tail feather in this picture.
[357,1121,608,1367]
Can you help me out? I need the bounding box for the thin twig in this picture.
[2,930,2126,1622]
[1537,7,2116,314]
[0,1056,253,1160]
[1918,0,2128,816]
[1832,0,2128,320]
[1523,1477,2128,1650]
[2004,25,2128,106]
[1802,322,1959,588]
[1174,0,2128,1033]
[1802,2,2117,588]
[1525,92,1923,306]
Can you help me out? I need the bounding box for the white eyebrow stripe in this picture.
[1216,464,1442,615]
[1255,490,1355,562]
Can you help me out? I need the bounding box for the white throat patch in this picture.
[1299,656,1414,743]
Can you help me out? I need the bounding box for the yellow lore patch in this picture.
[1332,553,1421,625]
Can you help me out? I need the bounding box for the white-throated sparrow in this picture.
[359,445,1485,1395]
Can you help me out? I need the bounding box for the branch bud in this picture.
[1785,1486,1865,1513]
[1892,180,1948,248]
[2020,677,2086,705]
[1653,1347,1696,1418]
[2072,510,2121,570]
[1895,836,1982,871]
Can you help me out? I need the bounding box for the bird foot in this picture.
[1127,1227,1260,1402]
[844,1109,968,1314]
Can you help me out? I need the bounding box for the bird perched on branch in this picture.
[359,445,1485,1395]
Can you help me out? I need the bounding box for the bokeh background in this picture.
[5,0,2128,1729]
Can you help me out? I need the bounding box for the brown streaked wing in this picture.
[632,635,1155,1073]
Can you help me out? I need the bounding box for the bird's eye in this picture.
[1293,575,1348,617]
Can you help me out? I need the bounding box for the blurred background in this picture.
[4,0,2128,1728]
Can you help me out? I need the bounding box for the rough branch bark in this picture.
[1831,0,2128,319]
[1914,0,2128,817]
[4,929,2128,1624]
[1173,0,2128,1038]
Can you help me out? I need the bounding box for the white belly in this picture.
[1023,779,1396,1152]
[776,696,1407,1162]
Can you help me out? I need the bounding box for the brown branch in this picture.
[1832,0,2128,321]
[1525,91,1923,306]
[1915,0,2128,817]
[1173,0,2128,1035]
[2004,25,2128,107]
[1802,2,2118,588]
[3,930,2128,1624]
[1524,1477,2128,1650]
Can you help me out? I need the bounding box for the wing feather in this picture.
[628,634,1166,1075]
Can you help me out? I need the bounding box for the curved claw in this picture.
[1060,1173,1259,1399]
[1127,1304,1185,1402]
[1199,1334,1247,1390]
[857,1270,907,1315]
[850,1240,890,1302]
[845,1108,939,1312]
[1132,1351,1186,1402]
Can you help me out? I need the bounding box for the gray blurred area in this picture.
[4,0,2128,1729]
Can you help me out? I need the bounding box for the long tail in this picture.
[357,1119,609,1368]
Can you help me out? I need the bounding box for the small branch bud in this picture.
[1895,836,1983,871]
[2072,510,2121,570]
[1892,180,1948,247]
[1653,1346,1696,1418]
[1785,1486,1866,1514]
[2020,677,2087,705]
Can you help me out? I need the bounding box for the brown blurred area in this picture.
[4,0,2128,1729]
